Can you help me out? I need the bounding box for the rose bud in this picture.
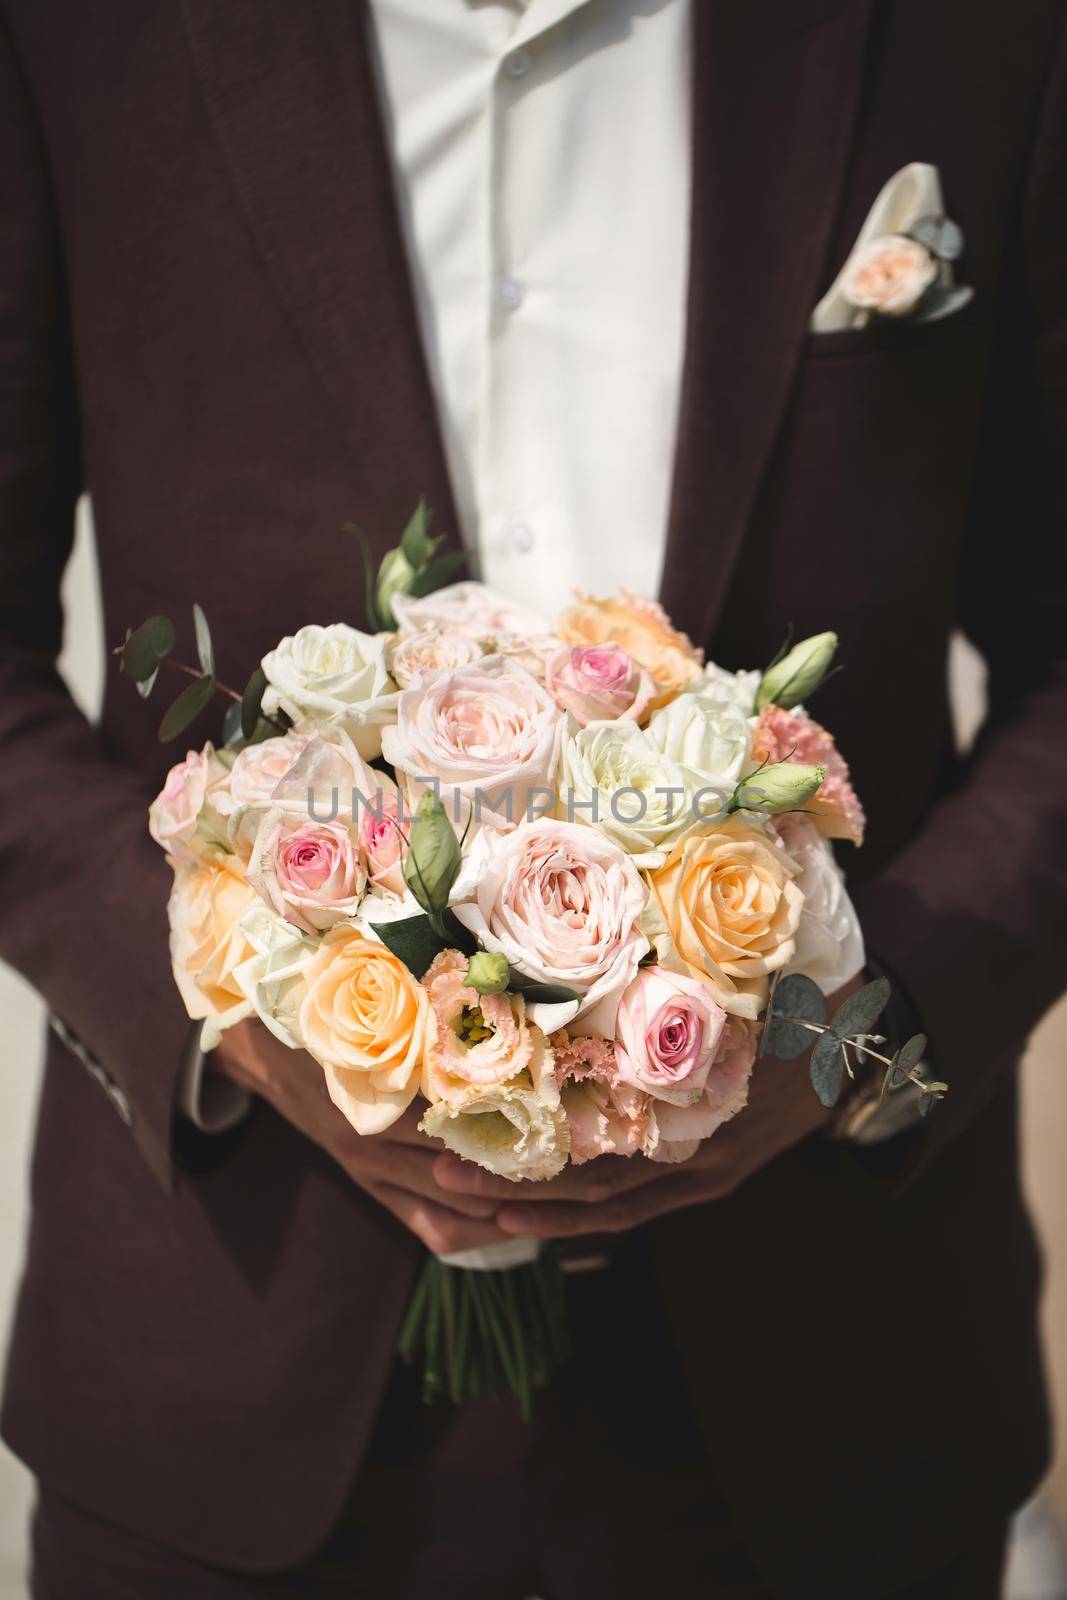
[465,950,511,995]
[403,790,462,914]
[731,762,826,816]
[756,631,837,711]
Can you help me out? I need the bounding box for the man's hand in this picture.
[432,975,865,1239]
[214,1019,512,1255]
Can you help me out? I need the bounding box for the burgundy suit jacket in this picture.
[1,1,1065,1594]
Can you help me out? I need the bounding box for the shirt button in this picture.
[508,521,535,553]
[499,274,525,312]
[504,48,532,78]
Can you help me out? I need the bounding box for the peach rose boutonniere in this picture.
[299,926,430,1134]
[643,817,803,1019]
[840,234,939,318]
[557,592,703,711]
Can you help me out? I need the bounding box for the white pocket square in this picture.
[811,161,973,333]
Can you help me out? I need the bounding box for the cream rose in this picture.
[381,660,561,832]
[453,818,648,1035]
[557,592,703,710]
[392,580,552,642]
[168,857,260,1047]
[299,926,429,1134]
[555,717,696,867]
[261,623,398,759]
[774,814,865,994]
[232,902,317,1051]
[386,626,486,688]
[840,234,938,317]
[646,677,753,802]
[643,817,804,1018]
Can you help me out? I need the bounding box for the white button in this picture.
[499,274,525,312]
[504,48,532,78]
[508,521,535,553]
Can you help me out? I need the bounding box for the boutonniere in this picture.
[839,213,974,326]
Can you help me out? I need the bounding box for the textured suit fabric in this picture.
[0,2,1064,1595]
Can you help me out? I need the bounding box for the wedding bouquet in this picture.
[123,504,941,1414]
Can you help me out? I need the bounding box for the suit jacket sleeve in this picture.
[850,9,1067,1174]
[0,16,190,1190]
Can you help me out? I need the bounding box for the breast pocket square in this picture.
[811,161,974,333]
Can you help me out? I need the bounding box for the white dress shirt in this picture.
[183,0,693,1126]
[368,0,692,617]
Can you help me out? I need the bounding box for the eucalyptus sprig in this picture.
[117,604,286,745]
[344,499,467,632]
[761,972,947,1114]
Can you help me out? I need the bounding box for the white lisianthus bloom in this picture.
[646,675,754,805]
[420,1067,570,1182]
[698,661,761,715]
[261,623,399,759]
[231,902,317,1050]
[555,717,696,868]
[774,814,865,994]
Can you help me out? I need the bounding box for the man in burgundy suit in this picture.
[1,1,1065,1596]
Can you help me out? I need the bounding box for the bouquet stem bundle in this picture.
[397,1248,568,1420]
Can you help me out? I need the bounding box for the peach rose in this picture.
[299,926,429,1134]
[544,642,655,726]
[420,949,551,1106]
[840,234,938,317]
[647,1015,759,1163]
[386,627,485,688]
[643,817,804,1018]
[167,857,260,1046]
[557,592,703,710]
[751,704,865,845]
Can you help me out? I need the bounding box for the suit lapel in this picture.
[181,0,460,558]
[659,0,877,648]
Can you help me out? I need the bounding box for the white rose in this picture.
[840,234,939,317]
[555,718,696,868]
[646,678,753,803]
[232,902,316,1050]
[775,814,865,993]
[392,580,552,642]
[261,623,398,759]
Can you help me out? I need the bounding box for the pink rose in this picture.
[149,748,212,856]
[214,732,312,817]
[248,814,366,933]
[751,705,865,845]
[380,661,561,831]
[357,791,407,897]
[614,965,726,1106]
[544,643,655,727]
[648,1016,758,1162]
[840,234,938,317]
[453,819,648,1034]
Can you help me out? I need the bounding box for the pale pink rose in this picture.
[452,819,648,1034]
[247,814,366,933]
[544,643,655,727]
[213,732,313,817]
[391,580,551,642]
[380,660,561,831]
[420,949,550,1106]
[648,1015,758,1162]
[751,705,865,845]
[489,632,561,683]
[357,792,407,897]
[386,627,485,689]
[149,748,212,855]
[840,234,938,317]
[614,965,727,1106]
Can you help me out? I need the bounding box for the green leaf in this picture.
[368,912,452,979]
[810,1031,846,1107]
[889,1032,927,1089]
[507,978,582,1006]
[762,623,795,677]
[342,521,381,632]
[192,603,214,677]
[407,548,468,599]
[157,673,216,742]
[221,699,243,746]
[121,615,175,683]
[829,977,890,1040]
[241,665,268,741]
[762,973,826,1060]
[135,666,161,701]
[399,499,437,569]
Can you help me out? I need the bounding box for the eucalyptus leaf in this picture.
[121,615,175,683]
[810,1031,846,1108]
[193,603,214,677]
[829,977,890,1040]
[408,548,468,599]
[762,972,826,1060]
[221,699,243,746]
[158,673,216,742]
[937,218,964,261]
[369,913,452,979]
[135,666,161,700]
[889,1032,927,1088]
[910,215,943,251]
[910,284,974,326]
[241,665,268,741]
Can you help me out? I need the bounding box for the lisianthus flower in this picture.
[750,704,865,845]
[421,949,550,1106]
